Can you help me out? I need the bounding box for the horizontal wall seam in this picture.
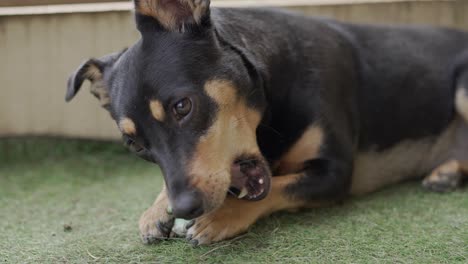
[0,0,453,17]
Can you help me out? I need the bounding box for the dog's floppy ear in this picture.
[66,50,125,110]
[134,0,211,32]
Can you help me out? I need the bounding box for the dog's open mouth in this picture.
[228,158,271,201]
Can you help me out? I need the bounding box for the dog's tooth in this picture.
[259,178,264,184]
[238,187,248,199]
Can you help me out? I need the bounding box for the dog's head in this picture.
[66,0,271,219]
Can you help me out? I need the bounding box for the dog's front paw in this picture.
[186,198,260,246]
[139,189,176,244]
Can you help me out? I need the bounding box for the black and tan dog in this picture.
[66,0,468,245]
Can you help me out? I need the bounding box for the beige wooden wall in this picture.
[1,0,468,140]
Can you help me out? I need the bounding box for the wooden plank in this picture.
[0,0,125,7]
[0,1,447,17]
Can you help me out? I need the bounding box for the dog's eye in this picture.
[173,98,192,119]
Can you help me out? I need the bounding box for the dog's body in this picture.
[67,1,468,245]
[213,8,468,195]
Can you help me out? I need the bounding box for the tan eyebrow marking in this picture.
[150,100,165,122]
[119,117,137,135]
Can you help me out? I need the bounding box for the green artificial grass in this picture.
[0,138,467,263]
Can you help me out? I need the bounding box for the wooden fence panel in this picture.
[0,0,467,139]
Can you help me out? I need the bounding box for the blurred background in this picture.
[1,0,467,140]
[1,1,467,263]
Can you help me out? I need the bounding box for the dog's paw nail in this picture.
[142,235,162,245]
[190,239,199,247]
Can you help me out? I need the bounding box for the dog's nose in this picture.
[172,191,204,220]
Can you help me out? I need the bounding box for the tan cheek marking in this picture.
[274,124,324,175]
[119,118,137,135]
[150,100,165,122]
[189,80,262,212]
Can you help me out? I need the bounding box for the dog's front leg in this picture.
[139,187,175,244]
[185,156,352,245]
[184,173,324,245]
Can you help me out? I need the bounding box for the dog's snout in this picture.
[172,191,204,220]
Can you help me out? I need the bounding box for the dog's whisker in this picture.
[258,123,283,137]
[227,189,237,196]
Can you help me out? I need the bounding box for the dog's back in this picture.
[214,7,468,147]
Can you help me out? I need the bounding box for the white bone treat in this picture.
[172,218,190,237]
